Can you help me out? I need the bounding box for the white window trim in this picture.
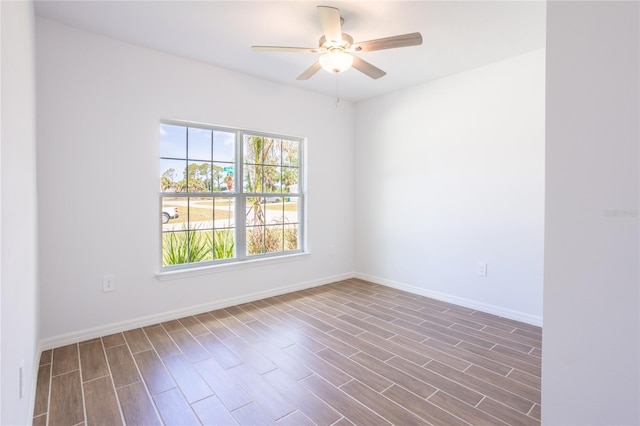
[156,251,311,281]
[159,120,306,272]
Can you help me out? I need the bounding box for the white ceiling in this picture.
[34,1,546,102]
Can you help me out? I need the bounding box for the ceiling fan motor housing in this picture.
[319,33,355,52]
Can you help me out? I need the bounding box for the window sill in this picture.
[155,252,311,281]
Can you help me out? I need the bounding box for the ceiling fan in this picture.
[251,5,423,80]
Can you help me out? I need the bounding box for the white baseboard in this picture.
[355,272,542,327]
[38,270,541,350]
[38,272,355,350]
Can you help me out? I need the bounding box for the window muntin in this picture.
[160,122,303,269]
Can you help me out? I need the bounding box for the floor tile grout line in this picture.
[478,394,540,422]
[388,353,492,410]
[340,378,421,425]
[353,372,474,426]
[490,344,541,365]
[355,350,447,402]
[49,367,81,378]
[100,335,127,426]
[474,329,541,351]
[433,360,541,406]
[379,355,463,403]
[152,321,235,421]
[428,392,508,426]
[474,395,487,409]
[76,344,88,426]
[457,342,541,379]
[44,356,52,426]
[137,327,172,423]
[112,379,143,390]
[422,391,478,426]
[82,373,112,385]
[318,374,399,426]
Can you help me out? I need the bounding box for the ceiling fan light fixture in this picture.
[252,5,423,81]
[319,50,353,74]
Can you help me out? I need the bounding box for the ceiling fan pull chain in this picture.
[335,73,340,107]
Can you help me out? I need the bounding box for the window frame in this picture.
[159,120,305,272]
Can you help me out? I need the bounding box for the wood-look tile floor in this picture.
[33,279,542,425]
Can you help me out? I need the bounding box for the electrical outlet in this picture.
[329,245,335,256]
[102,274,115,292]
[477,262,488,277]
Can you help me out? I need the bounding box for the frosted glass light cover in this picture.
[319,51,353,73]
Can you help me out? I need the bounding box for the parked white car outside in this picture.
[162,207,179,224]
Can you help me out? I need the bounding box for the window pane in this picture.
[213,163,234,192]
[188,127,212,161]
[245,224,284,255]
[189,230,213,263]
[161,197,183,231]
[282,140,299,167]
[264,199,284,224]
[186,161,212,192]
[264,138,280,166]
[246,226,265,256]
[262,197,299,228]
[160,124,186,159]
[243,135,259,165]
[281,167,298,193]
[284,224,299,251]
[284,197,300,224]
[244,164,261,192]
[162,230,189,266]
[213,229,235,259]
[244,135,279,166]
[162,228,215,266]
[245,197,265,227]
[263,166,281,193]
[213,131,235,162]
[214,197,235,228]
[265,225,283,253]
[160,159,187,192]
[188,197,214,230]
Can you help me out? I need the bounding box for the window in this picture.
[160,121,303,270]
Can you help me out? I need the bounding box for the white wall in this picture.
[542,2,640,424]
[354,49,545,324]
[36,18,355,344]
[1,1,39,424]
[32,3,640,424]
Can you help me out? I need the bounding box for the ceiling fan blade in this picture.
[252,46,319,53]
[317,5,342,44]
[354,32,423,52]
[297,61,322,80]
[352,56,386,79]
